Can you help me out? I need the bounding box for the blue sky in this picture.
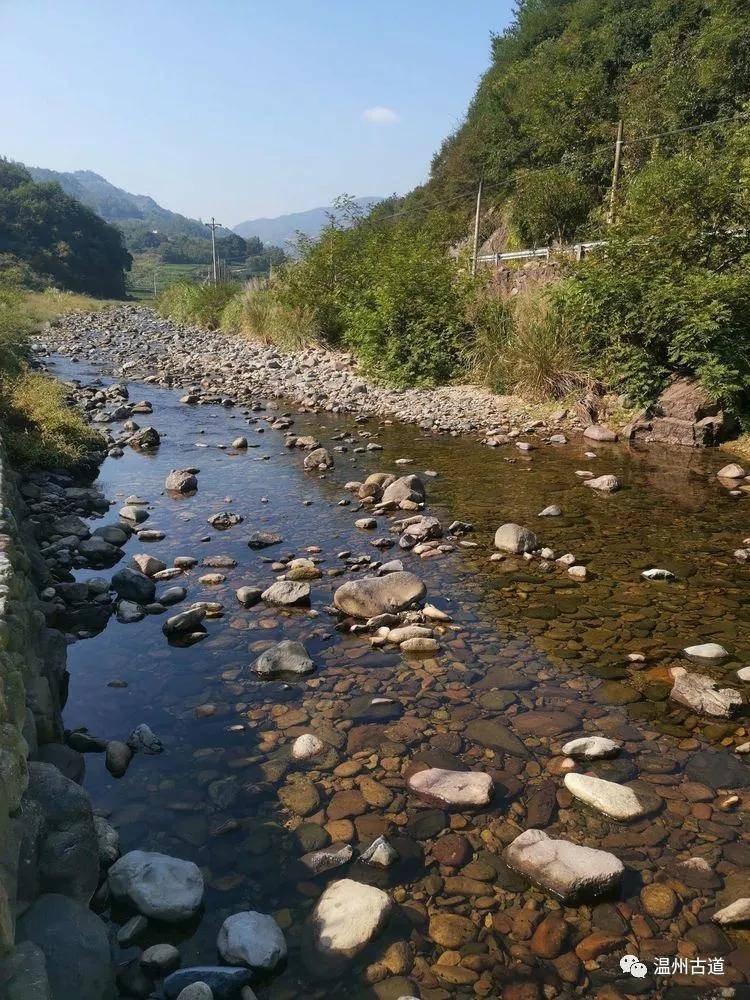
[1,0,513,224]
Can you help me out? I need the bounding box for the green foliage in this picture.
[513,167,596,246]
[400,0,750,242]
[0,160,131,296]
[157,280,238,329]
[556,120,750,407]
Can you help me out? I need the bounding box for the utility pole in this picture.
[607,119,624,225]
[471,170,484,277]
[206,217,223,284]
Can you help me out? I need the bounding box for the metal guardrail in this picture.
[476,240,606,265]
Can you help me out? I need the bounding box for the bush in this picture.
[157,281,237,329]
[221,285,316,352]
[558,121,750,408]
[0,371,103,469]
[467,286,591,399]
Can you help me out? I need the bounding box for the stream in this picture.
[47,350,750,998]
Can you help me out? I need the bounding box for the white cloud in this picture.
[362,106,401,125]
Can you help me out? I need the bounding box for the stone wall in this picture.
[0,438,73,954]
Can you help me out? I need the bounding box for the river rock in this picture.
[111,567,156,604]
[119,504,149,523]
[176,986,212,1000]
[163,607,207,636]
[105,740,133,778]
[17,894,114,1000]
[141,943,181,974]
[108,850,204,921]
[304,447,334,470]
[494,523,538,554]
[247,531,283,549]
[261,581,311,606]
[1,940,52,1000]
[407,767,493,808]
[683,642,729,660]
[93,815,120,871]
[252,640,314,678]
[564,773,662,820]
[561,737,621,760]
[717,463,745,479]
[360,835,398,868]
[164,968,252,999]
[236,586,262,608]
[713,898,750,925]
[538,505,562,517]
[380,475,425,506]
[584,424,618,442]
[504,829,624,903]
[584,474,620,492]
[292,733,324,760]
[132,554,167,578]
[309,879,392,960]
[19,762,99,903]
[670,669,741,717]
[127,723,163,754]
[333,571,426,618]
[217,912,286,971]
[165,469,198,493]
[130,426,160,450]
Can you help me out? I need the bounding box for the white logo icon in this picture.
[620,955,648,978]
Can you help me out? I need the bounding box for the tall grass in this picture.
[467,286,591,400]
[157,281,237,330]
[220,285,317,352]
[0,282,105,468]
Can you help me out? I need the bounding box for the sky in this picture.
[1,0,514,225]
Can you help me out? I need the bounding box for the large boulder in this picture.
[108,851,204,922]
[333,572,426,619]
[504,829,623,903]
[217,911,287,971]
[252,640,314,679]
[111,567,156,605]
[165,469,198,493]
[623,378,735,447]
[380,475,426,506]
[494,523,538,554]
[303,448,334,471]
[18,762,99,906]
[17,894,115,1000]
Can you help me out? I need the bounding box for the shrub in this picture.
[157,281,237,329]
[221,285,316,352]
[0,371,103,469]
[467,285,591,399]
[559,121,750,408]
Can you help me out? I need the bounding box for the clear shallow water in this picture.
[49,353,750,998]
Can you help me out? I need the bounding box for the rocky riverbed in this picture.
[9,309,750,1000]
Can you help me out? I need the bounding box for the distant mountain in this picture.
[25,166,223,239]
[233,197,382,250]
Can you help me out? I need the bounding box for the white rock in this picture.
[494,523,538,554]
[737,667,750,681]
[683,642,729,660]
[292,734,324,760]
[561,737,621,760]
[670,670,741,717]
[642,568,676,580]
[360,835,398,868]
[217,911,286,971]
[309,879,392,959]
[504,828,623,903]
[713,898,750,925]
[717,463,745,479]
[407,768,493,808]
[538,505,562,517]
[584,474,621,492]
[564,773,660,820]
[108,851,204,921]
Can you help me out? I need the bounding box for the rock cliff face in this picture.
[0,438,111,997]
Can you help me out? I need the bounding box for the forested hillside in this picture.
[402,0,750,247]
[0,161,131,296]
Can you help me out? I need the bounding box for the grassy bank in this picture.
[0,287,106,469]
